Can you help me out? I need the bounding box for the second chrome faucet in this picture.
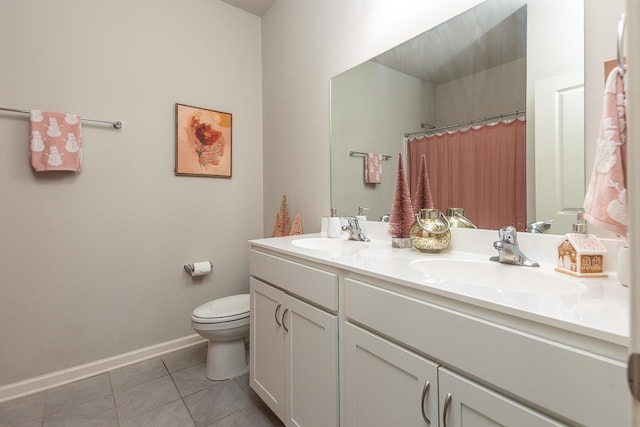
[490,226,539,267]
[342,216,370,242]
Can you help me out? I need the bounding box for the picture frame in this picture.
[175,103,232,178]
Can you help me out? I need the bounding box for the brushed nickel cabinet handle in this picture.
[443,392,452,427]
[274,303,282,327]
[420,380,431,425]
[282,308,289,332]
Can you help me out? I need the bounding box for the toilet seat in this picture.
[192,294,250,324]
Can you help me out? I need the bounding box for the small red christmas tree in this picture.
[414,154,435,212]
[271,195,291,237]
[389,152,414,238]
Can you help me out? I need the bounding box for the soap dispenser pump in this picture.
[572,211,587,233]
[555,211,608,277]
[327,208,341,238]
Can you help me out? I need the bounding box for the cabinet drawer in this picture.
[250,249,338,311]
[344,278,627,427]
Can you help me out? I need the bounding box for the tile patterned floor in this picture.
[0,343,284,427]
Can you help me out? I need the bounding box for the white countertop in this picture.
[250,225,629,348]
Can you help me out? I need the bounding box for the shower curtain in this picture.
[407,119,526,231]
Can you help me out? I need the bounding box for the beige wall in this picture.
[0,0,263,386]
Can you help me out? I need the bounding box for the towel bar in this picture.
[0,107,122,129]
[349,151,392,160]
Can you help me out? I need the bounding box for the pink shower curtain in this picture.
[407,120,526,231]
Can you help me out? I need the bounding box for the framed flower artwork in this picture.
[175,103,232,178]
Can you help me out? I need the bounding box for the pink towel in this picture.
[29,110,83,172]
[584,67,627,238]
[365,153,383,184]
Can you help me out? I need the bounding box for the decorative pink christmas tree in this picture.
[414,154,435,212]
[271,195,291,237]
[289,213,303,235]
[389,152,414,240]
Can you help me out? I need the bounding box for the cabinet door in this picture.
[344,322,439,427]
[284,293,338,427]
[250,277,286,420]
[438,368,566,427]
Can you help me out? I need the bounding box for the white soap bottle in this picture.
[617,245,631,286]
[327,208,341,238]
[356,206,368,221]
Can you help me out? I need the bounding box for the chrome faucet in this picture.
[525,220,553,233]
[342,216,370,242]
[490,226,539,267]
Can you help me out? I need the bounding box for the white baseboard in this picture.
[0,334,207,403]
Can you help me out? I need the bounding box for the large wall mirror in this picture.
[330,0,585,234]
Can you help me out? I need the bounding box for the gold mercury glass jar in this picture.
[409,209,451,253]
[445,207,477,229]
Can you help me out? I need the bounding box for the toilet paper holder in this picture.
[184,261,214,273]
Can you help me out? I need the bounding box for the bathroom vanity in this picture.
[249,227,629,426]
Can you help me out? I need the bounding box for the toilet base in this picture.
[205,338,248,380]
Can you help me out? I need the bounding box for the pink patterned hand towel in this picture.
[584,67,627,238]
[365,153,383,184]
[29,110,82,172]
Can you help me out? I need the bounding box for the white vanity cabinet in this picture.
[344,322,439,426]
[250,249,339,427]
[249,239,628,427]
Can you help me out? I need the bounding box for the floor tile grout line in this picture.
[165,364,199,427]
[40,389,47,427]
[106,371,122,427]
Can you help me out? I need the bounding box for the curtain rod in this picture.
[349,151,392,160]
[404,109,525,138]
[0,107,122,129]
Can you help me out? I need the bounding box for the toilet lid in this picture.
[192,294,250,323]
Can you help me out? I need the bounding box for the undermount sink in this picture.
[291,237,369,254]
[409,259,587,296]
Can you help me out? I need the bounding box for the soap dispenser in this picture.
[555,211,608,277]
[327,208,341,238]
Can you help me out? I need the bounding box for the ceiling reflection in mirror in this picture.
[330,0,584,234]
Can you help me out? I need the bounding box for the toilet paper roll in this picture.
[191,261,212,277]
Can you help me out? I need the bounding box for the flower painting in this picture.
[175,103,232,177]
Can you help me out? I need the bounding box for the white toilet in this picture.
[191,294,250,380]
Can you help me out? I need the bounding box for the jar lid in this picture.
[445,207,465,217]
[418,208,441,220]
